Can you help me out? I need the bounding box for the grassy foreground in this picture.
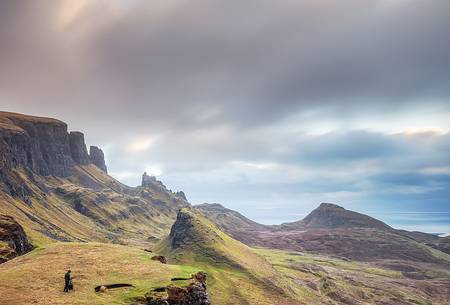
[0,243,200,305]
[1,241,448,305]
[0,242,303,305]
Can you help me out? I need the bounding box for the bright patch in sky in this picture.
[127,137,155,153]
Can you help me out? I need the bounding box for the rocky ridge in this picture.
[0,111,189,253]
[0,111,108,178]
[0,112,107,199]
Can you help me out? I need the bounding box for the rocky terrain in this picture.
[143,271,211,305]
[1,111,449,304]
[0,111,189,252]
[0,215,33,263]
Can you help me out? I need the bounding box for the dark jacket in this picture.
[64,272,71,283]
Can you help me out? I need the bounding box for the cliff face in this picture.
[69,131,91,166]
[0,112,75,177]
[0,112,107,179]
[89,146,108,173]
[0,111,192,248]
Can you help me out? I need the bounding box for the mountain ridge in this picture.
[0,112,189,251]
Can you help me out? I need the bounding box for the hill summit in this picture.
[155,208,276,272]
[284,202,391,230]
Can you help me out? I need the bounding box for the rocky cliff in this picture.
[0,112,107,196]
[0,111,192,248]
[89,146,108,173]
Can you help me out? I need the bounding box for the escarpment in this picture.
[0,112,107,196]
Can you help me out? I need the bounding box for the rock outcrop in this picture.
[144,272,210,305]
[69,131,91,165]
[151,255,167,264]
[168,209,222,250]
[174,191,187,201]
[0,215,33,263]
[0,111,108,189]
[142,172,165,188]
[89,146,108,173]
[0,111,76,177]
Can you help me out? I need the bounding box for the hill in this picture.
[2,111,450,304]
[196,202,450,264]
[1,214,448,305]
[194,203,269,241]
[281,202,391,230]
[153,208,306,304]
[0,111,188,252]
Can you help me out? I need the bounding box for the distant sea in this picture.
[369,212,450,237]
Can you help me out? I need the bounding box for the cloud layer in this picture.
[1,0,449,229]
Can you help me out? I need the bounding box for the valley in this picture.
[1,111,449,305]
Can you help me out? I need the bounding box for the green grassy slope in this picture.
[1,207,449,305]
[0,164,188,249]
[256,248,450,305]
[154,208,312,305]
[0,243,201,305]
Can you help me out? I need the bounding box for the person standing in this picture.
[63,270,72,292]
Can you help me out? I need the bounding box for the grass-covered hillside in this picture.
[154,208,306,305]
[0,243,202,305]
[1,226,449,305]
[0,164,188,249]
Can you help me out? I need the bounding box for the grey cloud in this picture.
[1,0,450,226]
[1,0,450,131]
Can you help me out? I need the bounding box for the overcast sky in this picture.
[1,0,449,231]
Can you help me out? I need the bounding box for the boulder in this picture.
[145,291,169,305]
[0,215,33,263]
[144,272,211,305]
[151,255,167,264]
[191,272,207,284]
[166,281,210,305]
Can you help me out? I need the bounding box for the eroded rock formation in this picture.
[0,112,108,197]
[144,272,210,305]
[0,215,33,263]
[89,146,108,173]
[174,191,187,201]
[69,131,90,165]
[0,111,76,177]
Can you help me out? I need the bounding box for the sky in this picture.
[1,0,449,233]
